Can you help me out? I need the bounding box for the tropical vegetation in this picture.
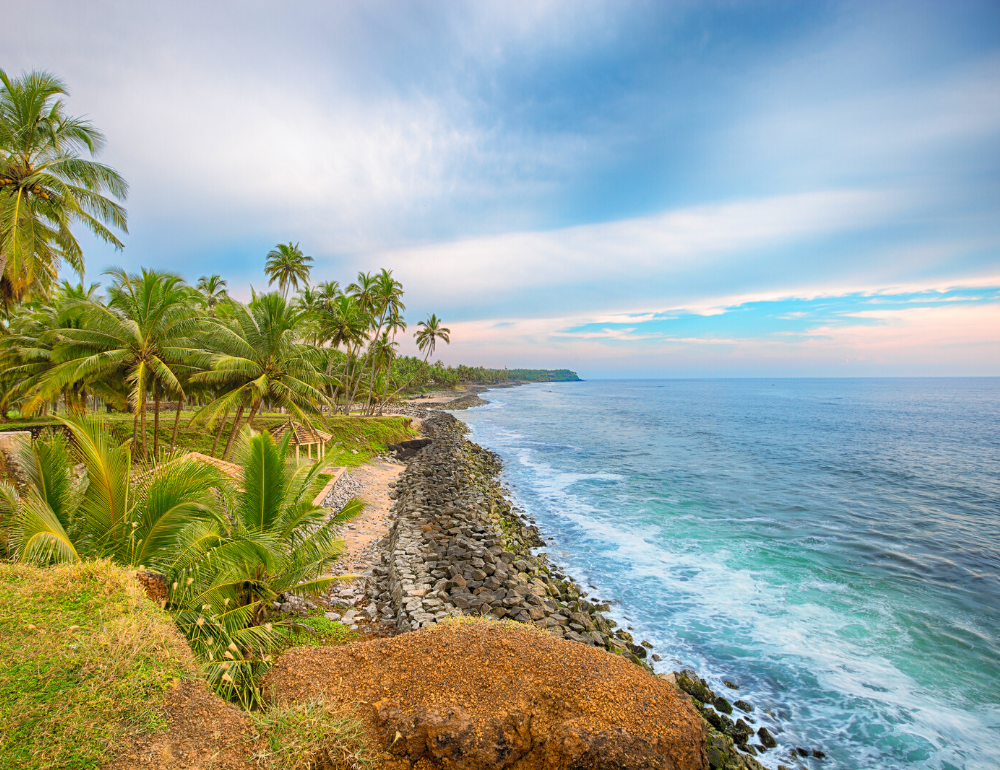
[0,416,364,706]
[0,69,127,312]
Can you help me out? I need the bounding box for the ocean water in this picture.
[454,379,1000,770]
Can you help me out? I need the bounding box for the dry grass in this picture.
[0,560,190,769]
[247,698,372,770]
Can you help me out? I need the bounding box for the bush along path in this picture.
[362,409,814,770]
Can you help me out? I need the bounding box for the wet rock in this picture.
[757,726,777,749]
[676,670,717,704]
[724,680,739,690]
[714,695,733,715]
[734,699,754,713]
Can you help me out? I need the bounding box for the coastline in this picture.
[332,393,780,770]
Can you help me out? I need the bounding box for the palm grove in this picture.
[0,69,458,703]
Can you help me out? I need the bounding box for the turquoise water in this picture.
[455,379,1000,770]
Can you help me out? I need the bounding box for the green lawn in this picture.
[0,412,416,468]
[0,560,189,770]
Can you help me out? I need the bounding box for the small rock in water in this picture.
[713,695,733,715]
[813,749,826,758]
[652,654,662,662]
[757,727,777,749]
[724,680,739,690]
[796,747,810,757]
[734,699,754,712]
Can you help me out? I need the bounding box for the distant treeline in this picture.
[390,358,580,391]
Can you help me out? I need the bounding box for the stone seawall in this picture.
[364,411,650,662]
[361,407,795,770]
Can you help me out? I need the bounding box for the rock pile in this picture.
[364,411,651,664]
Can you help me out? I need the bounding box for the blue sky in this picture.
[5,0,1000,376]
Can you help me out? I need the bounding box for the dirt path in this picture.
[328,461,405,578]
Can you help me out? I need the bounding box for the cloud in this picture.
[361,188,922,316]
[3,1,999,375]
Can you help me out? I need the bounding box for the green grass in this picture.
[0,560,190,770]
[4,412,417,468]
[274,611,362,655]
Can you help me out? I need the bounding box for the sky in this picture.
[5,0,1000,377]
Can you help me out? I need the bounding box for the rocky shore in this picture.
[363,411,651,660]
[351,407,800,770]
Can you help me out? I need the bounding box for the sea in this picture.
[453,378,1000,770]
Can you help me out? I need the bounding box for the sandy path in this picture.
[329,461,405,577]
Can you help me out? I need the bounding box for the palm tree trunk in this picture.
[153,383,161,465]
[363,314,387,414]
[379,354,397,415]
[139,377,148,465]
[344,347,360,415]
[169,395,184,453]
[131,405,140,457]
[211,410,228,457]
[222,402,246,460]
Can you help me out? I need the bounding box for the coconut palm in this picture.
[189,293,328,459]
[361,269,404,413]
[0,416,224,568]
[196,274,227,316]
[0,281,112,417]
[27,268,199,463]
[415,313,451,361]
[320,293,369,414]
[386,313,451,401]
[316,280,340,307]
[0,69,127,309]
[377,310,406,413]
[264,242,312,301]
[0,416,364,706]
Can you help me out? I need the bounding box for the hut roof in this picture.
[183,452,242,481]
[270,421,332,446]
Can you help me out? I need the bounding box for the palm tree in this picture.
[377,310,406,413]
[27,269,198,463]
[189,293,328,459]
[0,70,127,309]
[0,416,224,568]
[320,293,369,414]
[415,313,451,361]
[316,280,339,307]
[0,417,364,706]
[0,281,114,418]
[196,274,227,316]
[264,242,312,300]
[293,284,324,345]
[387,313,451,401]
[361,269,404,413]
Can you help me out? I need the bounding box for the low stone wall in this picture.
[364,411,650,662]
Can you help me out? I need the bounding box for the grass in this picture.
[2,412,416,468]
[247,699,372,770]
[0,560,190,770]
[274,611,362,655]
